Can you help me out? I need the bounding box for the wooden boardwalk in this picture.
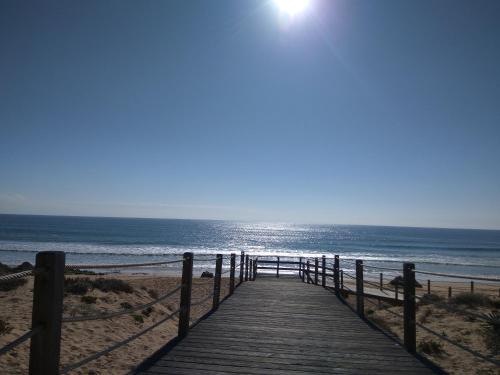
[138,277,436,375]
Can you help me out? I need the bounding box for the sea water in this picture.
[0,214,499,279]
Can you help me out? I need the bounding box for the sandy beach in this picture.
[341,279,500,375]
[0,273,231,374]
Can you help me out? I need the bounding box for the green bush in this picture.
[65,278,93,295]
[142,307,154,317]
[120,302,133,309]
[81,295,97,304]
[132,314,144,323]
[482,312,500,354]
[418,339,445,357]
[0,319,12,335]
[0,278,27,292]
[451,293,491,308]
[92,278,133,293]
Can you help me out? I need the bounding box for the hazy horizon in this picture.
[1,1,500,230]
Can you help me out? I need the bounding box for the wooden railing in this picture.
[256,254,500,368]
[0,250,258,374]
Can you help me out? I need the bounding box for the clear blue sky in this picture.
[1,0,499,229]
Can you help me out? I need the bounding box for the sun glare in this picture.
[274,0,311,16]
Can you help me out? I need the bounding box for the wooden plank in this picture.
[136,277,436,375]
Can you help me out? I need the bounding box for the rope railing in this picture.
[0,269,34,282]
[65,258,184,270]
[0,326,41,357]
[0,251,250,373]
[413,269,500,282]
[62,285,182,323]
[60,309,180,374]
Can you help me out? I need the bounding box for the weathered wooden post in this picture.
[229,253,236,295]
[306,261,311,284]
[355,259,364,318]
[301,260,305,282]
[239,251,244,284]
[395,285,399,301]
[427,279,431,294]
[245,254,249,281]
[321,255,326,287]
[178,252,193,339]
[299,257,303,278]
[448,286,452,299]
[470,281,474,294]
[340,269,344,291]
[334,255,340,295]
[253,258,258,280]
[276,256,280,278]
[29,251,65,375]
[212,254,223,310]
[314,258,319,285]
[249,259,253,281]
[379,273,383,290]
[403,262,416,354]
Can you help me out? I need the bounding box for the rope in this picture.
[413,269,500,282]
[191,292,214,307]
[0,326,41,357]
[62,285,181,323]
[65,258,183,270]
[415,321,500,367]
[0,270,33,282]
[364,297,500,366]
[60,309,179,374]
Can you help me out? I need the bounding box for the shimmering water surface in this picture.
[0,214,499,278]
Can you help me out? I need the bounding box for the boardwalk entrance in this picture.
[137,277,435,374]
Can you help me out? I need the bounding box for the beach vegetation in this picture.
[0,277,27,292]
[120,302,133,309]
[80,295,97,304]
[419,293,444,306]
[65,278,93,295]
[132,314,144,323]
[451,293,491,308]
[418,339,446,357]
[419,307,433,324]
[65,268,97,276]
[0,319,12,335]
[482,312,500,354]
[147,289,159,299]
[142,307,154,317]
[92,278,133,293]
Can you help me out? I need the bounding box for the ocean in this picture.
[0,214,499,279]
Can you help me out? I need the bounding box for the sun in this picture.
[273,0,311,16]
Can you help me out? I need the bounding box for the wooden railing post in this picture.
[301,260,305,282]
[29,251,65,375]
[395,285,399,300]
[229,253,236,295]
[276,256,280,278]
[239,251,244,284]
[448,286,452,299]
[340,269,344,291]
[306,261,311,284]
[471,281,474,294]
[299,257,302,278]
[245,254,249,281]
[380,273,383,291]
[249,259,253,281]
[178,252,193,338]
[403,262,416,354]
[212,254,223,310]
[314,258,319,285]
[355,259,364,318]
[334,255,340,294]
[253,258,258,280]
[321,255,326,287]
[427,279,431,294]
